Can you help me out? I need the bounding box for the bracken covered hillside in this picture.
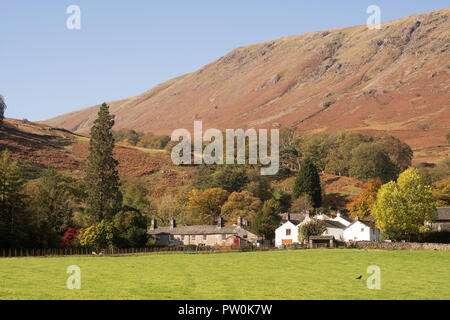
[0,119,170,177]
[45,8,450,163]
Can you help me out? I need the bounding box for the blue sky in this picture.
[1,1,448,121]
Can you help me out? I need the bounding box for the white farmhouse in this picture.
[275,221,299,247]
[275,217,346,247]
[322,220,346,241]
[275,214,382,247]
[332,213,353,227]
[343,219,381,242]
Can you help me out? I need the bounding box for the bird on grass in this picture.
[356,275,362,280]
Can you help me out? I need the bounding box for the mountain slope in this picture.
[45,8,450,154]
[0,119,169,177]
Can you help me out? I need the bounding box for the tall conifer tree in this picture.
[85,103,122,222]
[292,157,322,209]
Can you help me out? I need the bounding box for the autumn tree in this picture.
[221,191,262,223]
[290,195,313,213]
[433,177,450,206]
[80,220,116,250]
[85,103,123,222]
[372,168,437,241]
[157,194,188,226]
[187,188,229,224]
[292,157,322,209]
[251,199,281,240]
[347,178,382,220]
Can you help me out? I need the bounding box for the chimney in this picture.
[237,216,243,227]
[355,216,359,221]
[150,217,157,230]
[242,217,249,227]
[217,216,224,228]
[337,212,341,218]
[170,218,176,229]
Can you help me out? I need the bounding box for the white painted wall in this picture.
[275,221,299,247]
[333,214,352,227]
[323,227,344,241]
[343,221,380,242]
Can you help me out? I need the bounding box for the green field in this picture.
[1,250,449,300]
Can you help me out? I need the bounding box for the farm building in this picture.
[275,213,381,247]
[148,217,260,247]
[343,218,381,242]
[275,213,348,247]
[429,207,450,232]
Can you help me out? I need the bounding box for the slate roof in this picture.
[436,207,450,221]
[347,219,376,229]
[280,212,309,224]
[324,220,347,229]
[148,224,250,236]
[335,215,354,223]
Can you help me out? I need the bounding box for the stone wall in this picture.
[349,241,450,251]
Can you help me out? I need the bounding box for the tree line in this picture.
[0,98,448,248]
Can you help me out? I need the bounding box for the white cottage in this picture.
[322,220,346,241]
[332,213,353,227]
[275,221,299,247]
[343,219,381,242]
[275,217,346,247]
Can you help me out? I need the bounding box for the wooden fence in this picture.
[0,245,272,258]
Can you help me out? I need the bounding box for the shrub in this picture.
[299,219,326,242]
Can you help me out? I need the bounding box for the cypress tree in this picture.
[292,157,322,209]
[85,103,122,222]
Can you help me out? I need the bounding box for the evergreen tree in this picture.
[85,103,122,222]
[0,150,28,248]
[0,95,6,125]
[292,157,322,209]
[251,199,281,241]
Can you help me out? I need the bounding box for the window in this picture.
[361,228,364,232]
[203,235,207,241]
[181,235,185,241]
[222,234,226,241]
[286,229,291,236]
[169,235,174,241]
[191,235,195,241]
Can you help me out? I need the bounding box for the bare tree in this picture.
[0,95,6,124]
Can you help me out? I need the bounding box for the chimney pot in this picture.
[170,218,176,229]
[151,217,157,230]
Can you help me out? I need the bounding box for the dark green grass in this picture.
[0,249,449,300]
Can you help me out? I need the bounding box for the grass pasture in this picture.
[0,249,449,300]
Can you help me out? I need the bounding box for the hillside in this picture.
[0,119,171,177]
[44,8,450,163]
